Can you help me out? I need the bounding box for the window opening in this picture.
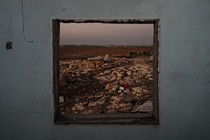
[53,19,159,124]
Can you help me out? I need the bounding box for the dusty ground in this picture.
[58,45,153,115]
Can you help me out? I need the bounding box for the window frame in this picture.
[52,19,159,124]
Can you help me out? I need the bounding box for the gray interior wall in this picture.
[0,0,210,140]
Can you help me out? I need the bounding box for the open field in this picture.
[59,45,153,60]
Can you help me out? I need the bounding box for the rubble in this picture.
[132,87,143,94]
[71,103,86,111]
[105,83,118,93]
[59,54,153,115]
[88,102,97,107]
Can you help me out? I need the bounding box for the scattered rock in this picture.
[97,100,105,105]
[59,54,153,115]
[119,103,133,111]
[71,103,86,111]
[117,72,124,77]
[104,70,111,74]
[88,102,97,107]
[124,89,130,93]
[110,76,116,81]
[111,96,123,103]
[116,77,122,80]
[77,105,86,111]
[148,77,153,80]
[87,56,103,61]
[127,71,132,76]
[105,83,118,92]
[143,89,149,93]
[132,87,143,93]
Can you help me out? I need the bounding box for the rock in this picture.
[105,83,112,90]
[103,54,111,62]
[148,77,153,80]
[82,110,94,115]
[110,76,116,81]
[97,100,105,105]
[77,105,85,111]
[95,94,104,98]
[83,102,88,105]
[145,74,153,79]
[107,102,120,113]
[87,56,102,61]
[104,54,109,58]
[59,96,65,103]
[105,83,118,92]
[94,61,102,68]
[143,89,149,93]
[86,61,95,68]
[111,96,123,103]
[111,71,116,75]
[132,87,143,93]
[95,75,107,81]
[88,102,97,107]
[150,55,153,60]
[119,103,133,111]
[116,77,122,80]
[71,105,77,111]
[127,71,132,76]
[132,101,153,113]
[107,107,115,113]
[117,72,124,77]
[124,89,130,93]
[104,70,111,74]
[99,72,104,76]
[96,96,106,105]
[71,103,86,111]
[60,111,65,115]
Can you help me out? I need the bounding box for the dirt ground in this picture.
[58,45,153,115]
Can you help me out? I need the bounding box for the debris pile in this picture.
[59,54,153,115]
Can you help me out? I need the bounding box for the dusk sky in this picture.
[60,23,153,45]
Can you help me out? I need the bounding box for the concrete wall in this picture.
[0,0,210,139]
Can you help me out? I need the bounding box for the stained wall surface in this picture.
[0,0,210,140]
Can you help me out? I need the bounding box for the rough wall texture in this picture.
[0,0,210,140]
